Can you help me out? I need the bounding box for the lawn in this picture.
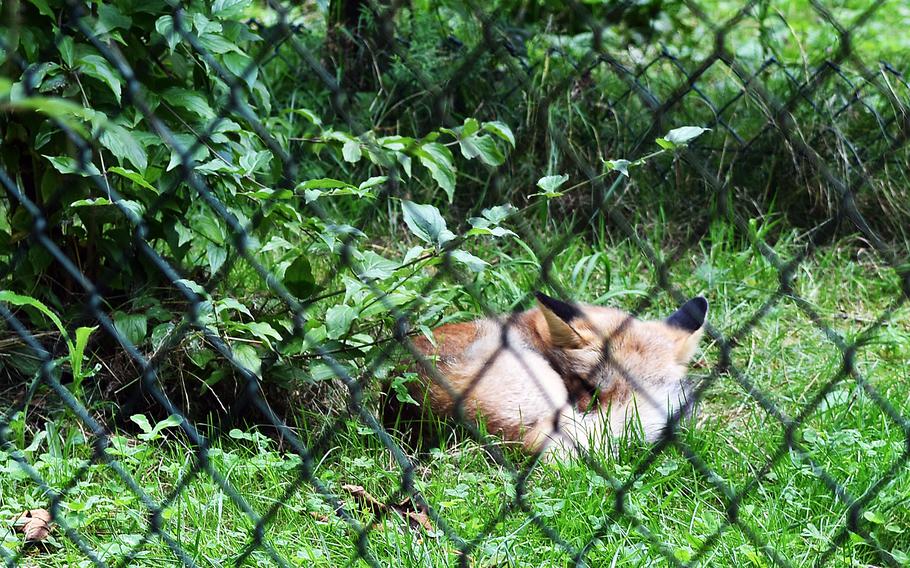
[2,223,908,567]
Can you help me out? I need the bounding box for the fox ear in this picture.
[667,297,708,332]
[535,291,583,347]
[667,296,708,362]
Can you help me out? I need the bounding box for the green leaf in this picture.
[216,298,252,318]
[293,108,322,127]
[227,428,263,442]
[664,126,710,146]
[342,139,362,163]
[22,430,48,453]
[458,133,504,166]
[151,323,175,351]
[482,121,515,147]
[175,278,208,297]
[245,321,283,349]
[43,155,101,177]
[58,37,75,67]
[416,143,456,202]
[108,167,158,194]
[99,124,148,171]
[167,133,210,171]
[359,176,387,190]
[197,159,242,175]
[163,88,215,119]
[468,206,516,238]
[155,16,180,51]
[469,225,514,238]
[95,4,132,36]
[298,178,371,203]
[445,118,493,164]
[150,415,184,436]
[325,305,358,340]
[222,51,258,88]
[26,0,54,18]
[232,343,261,376]
[191,211,224,244]
[4,97,96,139]
[71,326,97,380]
[132,414,182,441]
[655,138,676,150]
[355,251,398,280]
[379,135,415,151]
[206,243,227,274]
[199,34,242,55]
[401,201,455,247]
[863,510,886,524]
[239,150,271,175]
[605,159,632,177]
[113,312,148,346]
[0,291,71,349]
[247,187,293,200]
[533,174,569,197]
[480,204,516,224]
[213,0,253,18]
[77,54,122,103]
[129,414,152,434]
[297,178,355,190]
[284,256,316,298]
[397,153,412,177]
[403,245,425,264]
[451,250,488,272]
[391,375,419,405]
[458,118,480,138]
[193,13,222,35]
[71,198,145,221]
[309,362,342,382]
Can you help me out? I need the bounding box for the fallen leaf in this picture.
[341,484,387,516]
[340,484,435,534]
[14,509,52,542]
[394,498,434,532]
[308,511,330,522]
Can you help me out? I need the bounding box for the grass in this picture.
[2,219,909,568]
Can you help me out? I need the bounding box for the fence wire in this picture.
[1,0,909,567]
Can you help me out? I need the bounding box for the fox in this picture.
[406,292,708,459]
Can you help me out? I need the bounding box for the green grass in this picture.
[2,223,909,568]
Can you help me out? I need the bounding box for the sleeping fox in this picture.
[407,293,708,459]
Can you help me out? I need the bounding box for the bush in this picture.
[1,0,907,416]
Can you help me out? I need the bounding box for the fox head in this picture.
[531,292,708,438]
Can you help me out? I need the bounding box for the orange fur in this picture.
[407,294,708,459]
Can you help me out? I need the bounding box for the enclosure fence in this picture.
[1,0,909,567]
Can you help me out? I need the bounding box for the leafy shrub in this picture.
[1,0,907,417]
[0,0,523,413]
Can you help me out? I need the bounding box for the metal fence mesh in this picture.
[1,0,909,566]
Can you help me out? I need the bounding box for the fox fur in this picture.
[408,293,708,459]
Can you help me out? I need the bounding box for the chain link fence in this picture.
[1,0,909,566]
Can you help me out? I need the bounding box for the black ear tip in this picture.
[667,296,708,332]
[534,291,582,322]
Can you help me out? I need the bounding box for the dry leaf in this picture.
[14,509,52,542]
[395,499,434,532]
[340,484,435,534]
[341,484,387,516]
[308,511,330,522]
